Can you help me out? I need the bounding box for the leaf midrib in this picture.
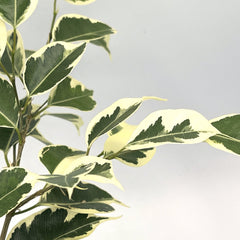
[127,130,212,147]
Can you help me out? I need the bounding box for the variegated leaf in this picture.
[40,182,121,214]
[206,114,240,155]
[24,41,86,96]
[44,112,84,135]
[53,14,116,42]
[64,0,96,5]
[1,30,26,76]
[104,122,156,166]
[7,208,111,240]
[0,19,7,57]
[116,148,156,167]
[86,98,143,148]
[125,109,218,150]
[91,35,111,55]
[0,78,18,128]
[0,168,36,217]
[39,163,95,190]
[48,76,96,111]
[7,30,26,75]
[0,0,38,27]
[0,127,15,151]
[39,145,86,174]
[53,155,122,190]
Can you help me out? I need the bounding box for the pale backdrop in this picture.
[1,0,240,239]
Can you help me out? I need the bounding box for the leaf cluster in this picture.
[0,0,239,239]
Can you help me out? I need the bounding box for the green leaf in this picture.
[0,78,18,128]
[116,148,156,167]
[48,76,96,111]
[7,208,111,240]
[0,168,35,217]
[40,182,120,214]
[29,128,52,145]
[39,163,95,190]
[0,19,7,57]
[7,30,25,75]
[52,155,122,190]
[39,145,85,174]
[25,49,35,58]
[0,127,17,152]
[1,30,26,76]
[125,109,218,150]
[86,98,144,148]
[44,112,84,134]
[206,114,240,155]
[0,100,40,152]
[53,14,116,42]
[24,41,86,96]
[0,0,38,27]
[104,122,156,166]
[64,0,96,5]
[91,35,111,55]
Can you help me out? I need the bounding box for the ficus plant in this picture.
[0,0,239,239]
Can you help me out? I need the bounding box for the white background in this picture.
[1,0,240,239]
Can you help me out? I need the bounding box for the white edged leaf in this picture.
[7,30,26,76]
[39,145,86,174]
[85,96,166,148]
[48,76,96,111]
[44,112,84,135]
[0,167,37,217]
[64,0,96,5]
[1,30,26,76]
[91,35,111,55]
[104,122,156,166]
[7,208,112,240]
[53,14,116,42]
[0,19,7,57]
[206,114,240,155]
[0,78,18,128]
[38,163,95,194]
[40,182,123,214]
[85,98,143,148]
[52,155,123,191]
[24,41,86,96]
[125,109,218,150]
[0,0,38,27]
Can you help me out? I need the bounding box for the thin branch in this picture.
[3,152,10,168]
[47,0,58,44]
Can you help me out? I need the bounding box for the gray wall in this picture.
[1,0,240,239]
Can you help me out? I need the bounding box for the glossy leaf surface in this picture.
[0,78,18,128]
[39,145,85,174]
[53,14,116,42]
[206,114,240,155]
[126,109,218,150]
[7,208,110,240]
[24,41,86,96]
[0,168,35,217]
[0,0,38,26]
[48,76,96,111]
[86,98,143,148]
[40,182,119,214]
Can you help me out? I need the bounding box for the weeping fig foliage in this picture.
[0,0,239,239]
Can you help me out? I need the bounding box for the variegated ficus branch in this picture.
[0,0,239,239]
